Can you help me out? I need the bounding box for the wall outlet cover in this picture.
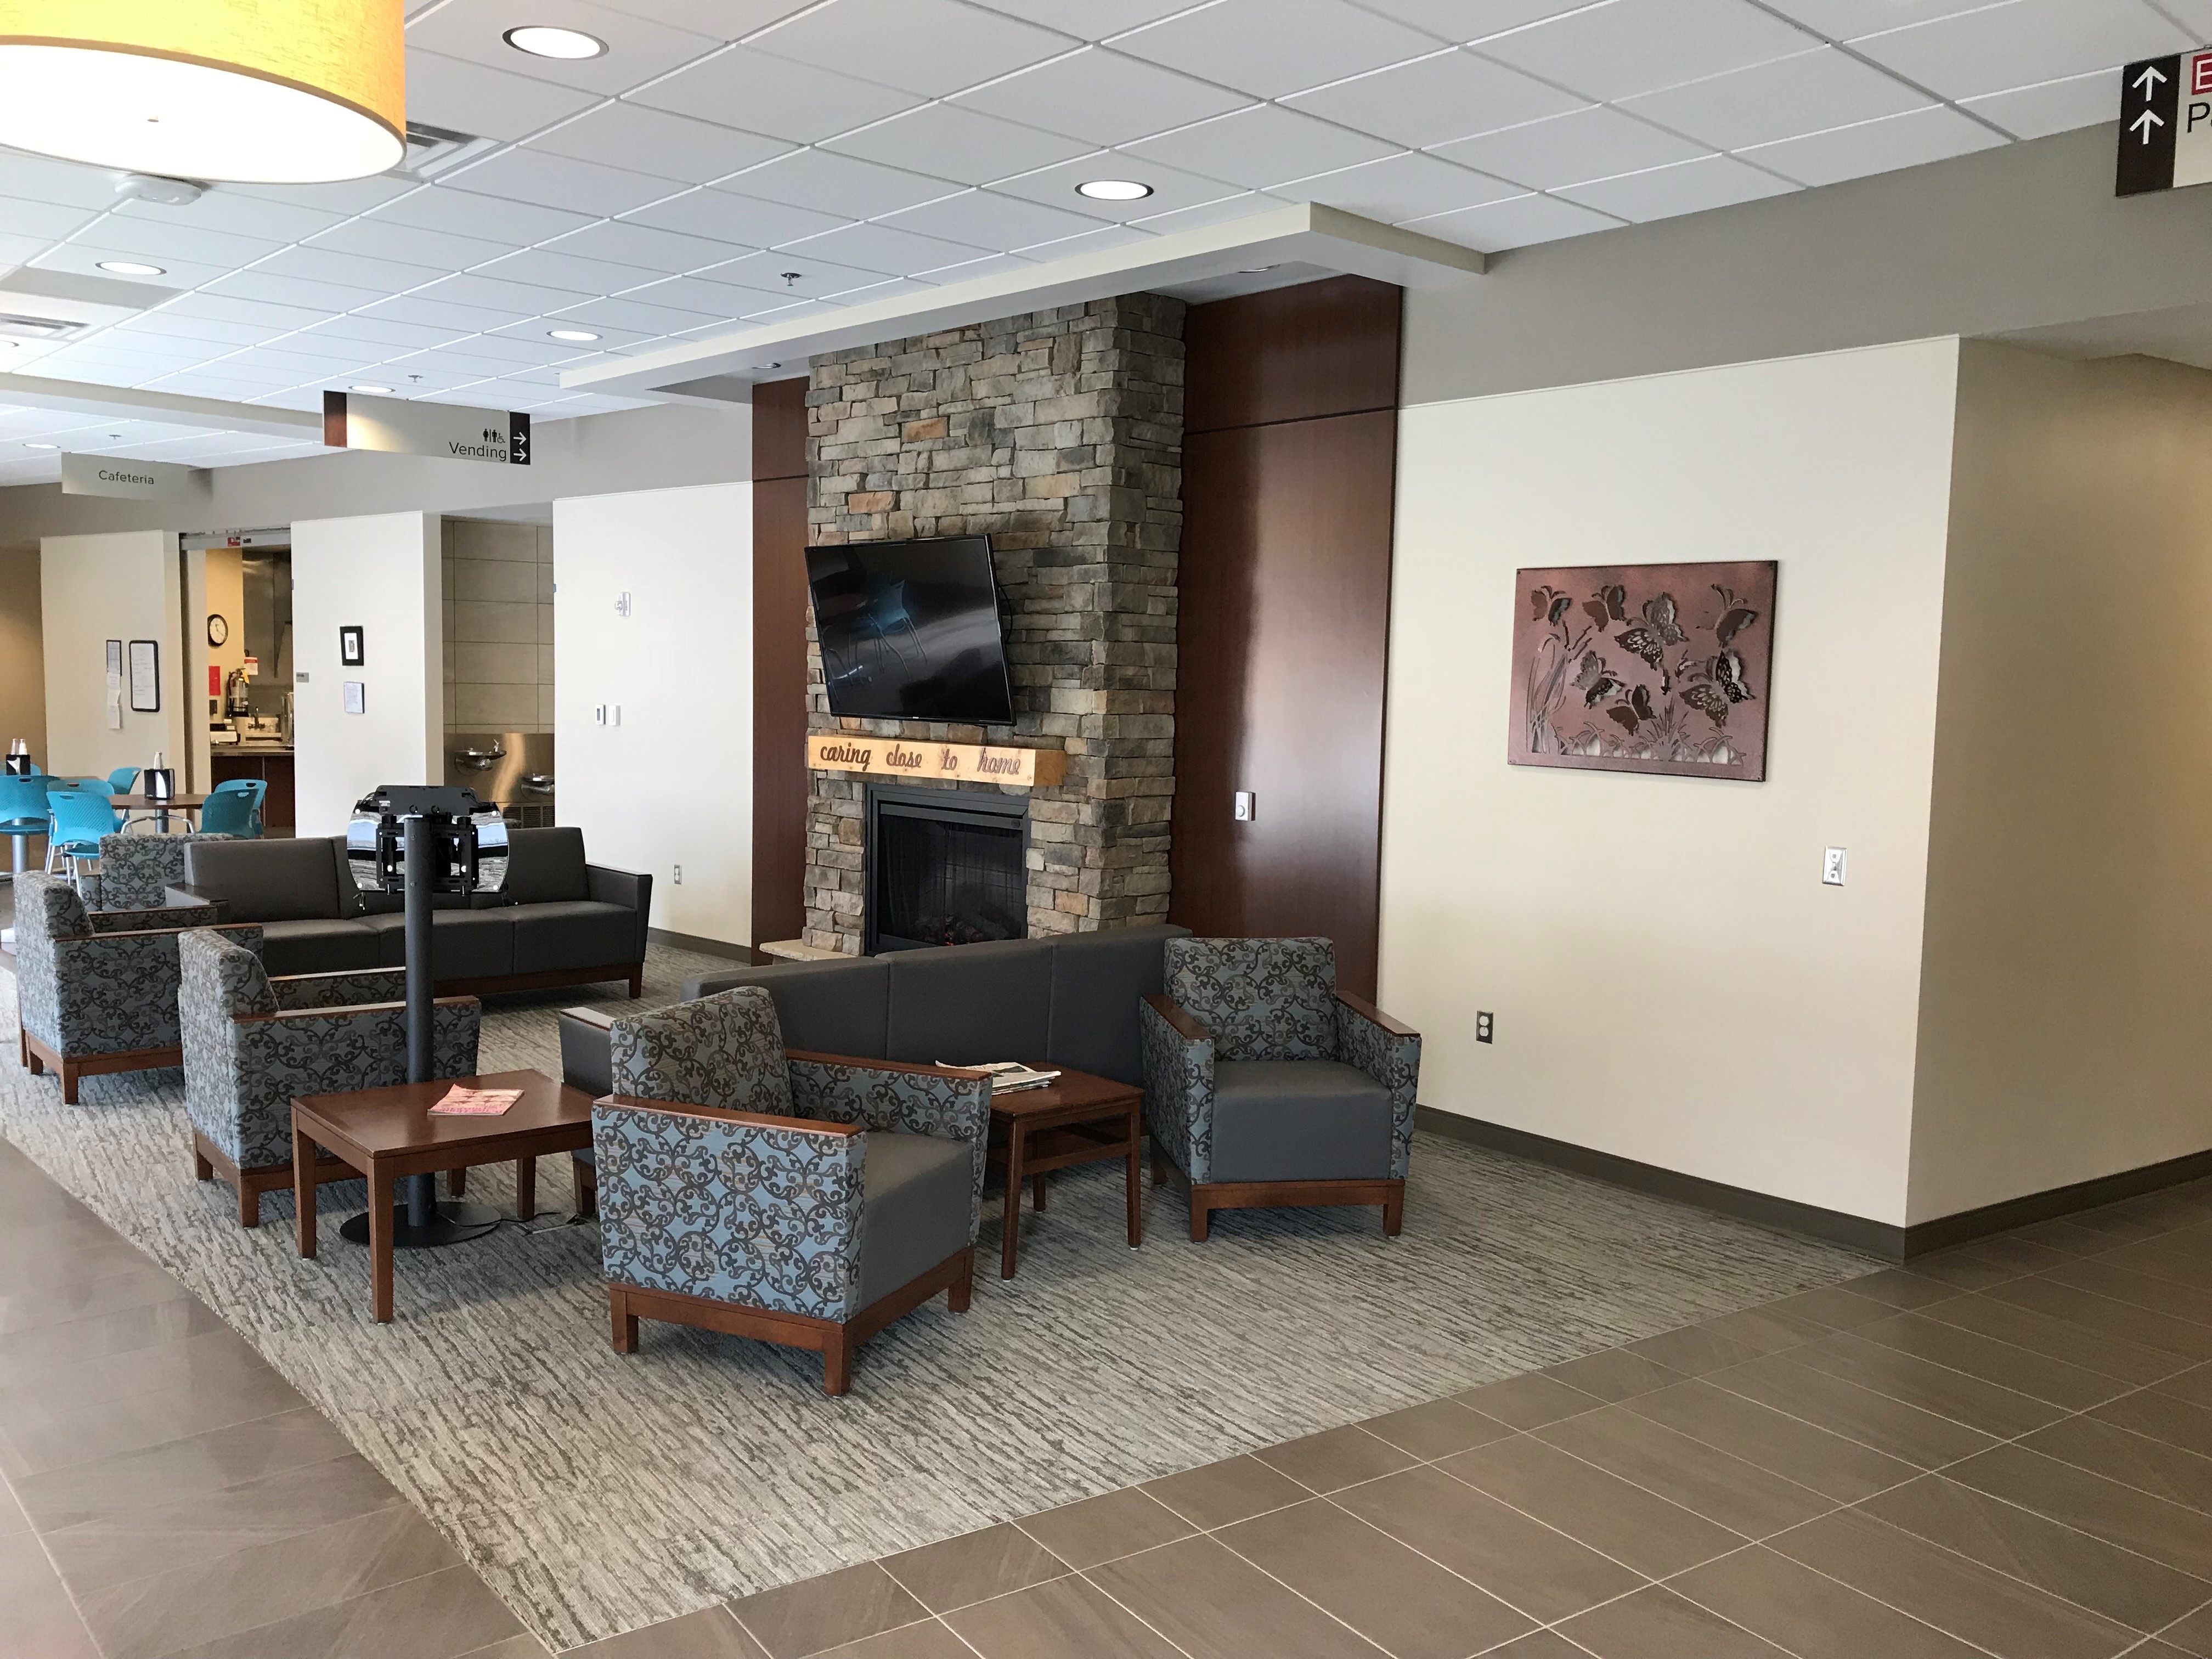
[1822,847,1847,886]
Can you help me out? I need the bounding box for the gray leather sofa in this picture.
[172,826,650,995]
[558,925,1190,1103]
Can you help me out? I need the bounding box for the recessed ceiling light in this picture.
[96,258,165,276]
[25,442,57,449]
[349,383,393,394]
[1077,178,1153,201]
[504,26,607,59]
[548,328,600,342]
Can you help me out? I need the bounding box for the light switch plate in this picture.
[1233,790,1255,822]
[1822,847,1847,886]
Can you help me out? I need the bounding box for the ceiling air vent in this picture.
[0,312,84,340]
[389,121,498,181]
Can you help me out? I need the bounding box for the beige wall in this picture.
[40,530,187,780]
[443,518,554,735]
[1381,341,1962,1227]
[1907,344,2212,1223]
[0,544,42,768]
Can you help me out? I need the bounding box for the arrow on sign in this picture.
[2136,63,2170,94]
[2134,109,2166,142]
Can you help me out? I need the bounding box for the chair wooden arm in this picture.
[561,1006,616,1031]
[1336,992,1418,1039]
[594,1093,865,1136]
[1143,993,1212,1043]
[784,1048,989,1078]
[234,995,476,1025]
[165,882,226,907]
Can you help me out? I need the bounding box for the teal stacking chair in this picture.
[44,788,119,881]
[0,772,45,878]
[198,779,267,838]
[106,766,139,795]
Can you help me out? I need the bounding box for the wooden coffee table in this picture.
[292,1068,595,1323]
[989,1067,1144,1279]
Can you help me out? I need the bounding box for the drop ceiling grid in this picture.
[0,0,2188,477]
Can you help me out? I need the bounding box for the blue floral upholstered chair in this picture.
[178,929,482,1227]
[13,872,253,1103]
[1141,936,1422,1242]
[592,985,993,1396]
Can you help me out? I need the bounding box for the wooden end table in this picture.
[292,1068,595,1323]
[989,1067,1144,1279]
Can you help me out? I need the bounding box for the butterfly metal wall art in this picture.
[1509,560,1777,781]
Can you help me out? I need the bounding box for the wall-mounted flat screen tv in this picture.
[806,535,1016,725]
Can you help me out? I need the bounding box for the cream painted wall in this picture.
[0,545,43,769]
[1381,341,1963,1227]
[554,484,751,949]
[183,547,245,791]
[39,530,187,780]
[1907,344,2212,1223]
[291,513,442,837]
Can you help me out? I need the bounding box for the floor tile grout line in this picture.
[1907,1294,2208,1391]
[1665,1535,2019,1659]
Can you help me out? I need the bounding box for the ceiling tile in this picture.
[482,315,658,350]
[628,48,922,145]
[1852,0,2187,101]
[444,148,685,218]
[878,188,1105,246]
[1130,190,1282,232]
[1118,0,1436,96]
[715,149,959,219]
[0,150,128,210]
[229,174,419,213]
[1755,0,2020,36]
[404,47,601,142]
[1555,153,1797,219]
[1477,0,1817,100]
[404,0,718,94]
[1012,221,1156,258]
[905,250,1036,282]
[162,293,335,330]
[751,0,1071,96]
[618,273,791,314]
[256,245,451,295]
[1434,105,1709,189]
[294,313,473,350]
[693,249,901,299]
[29,245,236,290]
[411,272,588,315]
[952,47,1252,148]
[111,314,279,347]
[826,102,1094,185]
[115,190,346,242]
[552,215,761,267]
[1273,150,1520,221]
[372,185,597,245]
[307,217,518,271]
[1123,105,1401,188]
[778,221,992,276]
[992,149,1250,216]
[357,294,534,332]
[1352,0,1601,42]
[963,0,1200,33]
[473,247,667,295]
[0,231,53,268]
[1283,47,1585,148]
[1618,46,1929,150]
[547,296,732,334]
[2159,0,2212,36]
[622,187,844,246]
[1401,190,1623,249]
[71,216,283,266]
[527,101,793,183]
[0,198,102,240]
[587,0,817,36]
[1740,103,2007,187]
[1960,70,2115,140]
[426,332,582,365]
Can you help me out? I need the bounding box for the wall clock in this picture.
[206,613,229,646]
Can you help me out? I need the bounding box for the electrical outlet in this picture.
[672,865,682,885]
[1822,847,1847,887]
[1476,1011,1494,1044]
[1233,790,1255,822]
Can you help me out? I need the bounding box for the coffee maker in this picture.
[4,738,30,777]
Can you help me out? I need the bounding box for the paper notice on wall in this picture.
[105,690,122,730]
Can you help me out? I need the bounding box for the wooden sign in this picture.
[808,733,1067,788]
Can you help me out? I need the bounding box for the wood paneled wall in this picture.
[1171,276,1402,998]
[751,377,809,958]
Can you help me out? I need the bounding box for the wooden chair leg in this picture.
[1384,1188,1404,1237]
[608,1287,638,1353]
[573,1157,596,1217]
[1150,1140,1167,1186]
[1032,1172,1048,1211]
[628,969,644,999]
[237,1179,260,1229]
[1189,1190,1210,1243]
[60,1060,79,1104]
[947,1247,973,1313]
[823,1327,853,1396]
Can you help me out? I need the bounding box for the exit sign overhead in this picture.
[2118,49,2212,195]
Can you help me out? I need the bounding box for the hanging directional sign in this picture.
[2118,49,2212,195]
[321,389,531,465]
[59,452,209,500]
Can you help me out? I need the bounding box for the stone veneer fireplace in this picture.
[802,296,1186,955]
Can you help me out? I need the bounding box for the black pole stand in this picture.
[339,810,498,1250]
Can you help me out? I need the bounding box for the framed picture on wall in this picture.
[127,639,160,713]
[339,625,364,667]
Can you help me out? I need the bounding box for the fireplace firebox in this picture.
[864,784,1029,954]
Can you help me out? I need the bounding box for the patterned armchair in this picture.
[13,872,252,1103]
[91,831,233,911]
[179,929,482,1227]
[1141,937,1421,1242]
[593,985,992,1396]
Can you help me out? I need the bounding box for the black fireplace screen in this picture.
[867,787,1028,951]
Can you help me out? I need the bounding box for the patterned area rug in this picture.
[0,947,1871,1650]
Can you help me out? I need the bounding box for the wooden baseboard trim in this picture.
[1416,1107,2212,1262]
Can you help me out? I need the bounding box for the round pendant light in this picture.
[0,0,406,184]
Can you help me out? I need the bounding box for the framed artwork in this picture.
[339,624,364,667]
[1509,561,1776,781]
[127,639,160,713]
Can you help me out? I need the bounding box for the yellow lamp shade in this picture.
[0,0,404,183]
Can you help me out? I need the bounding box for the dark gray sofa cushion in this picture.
[360,911,516,979]
[855,1131,973,1307]
[885,939,1053,1066]
[682,959,891,1058]
[258,917,383,975]
[500,826,590,905]
[1047,923,1190,1086]
[512,901,636,974]
[184,838,342,923]
[1209,1060,1394,1182]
